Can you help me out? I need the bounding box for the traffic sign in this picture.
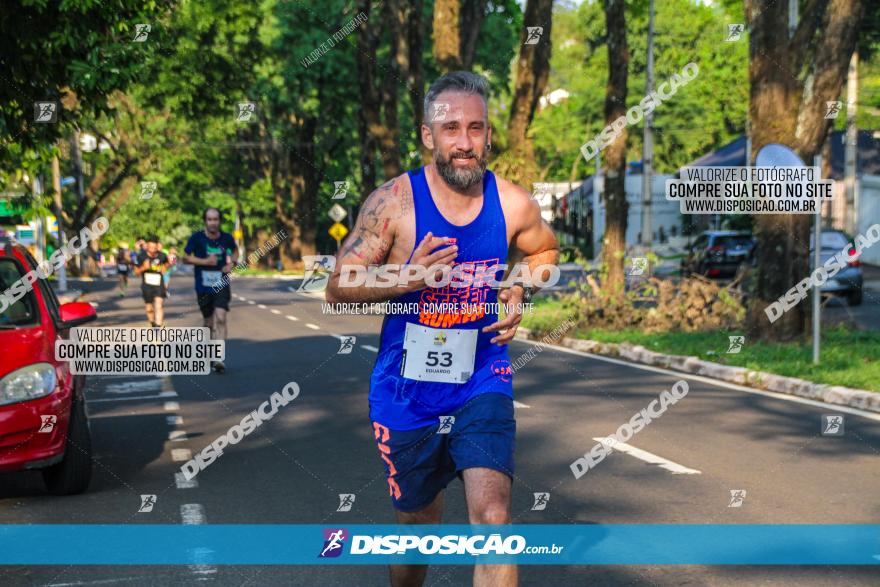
[328,203,347,223]
[328,222,349,242]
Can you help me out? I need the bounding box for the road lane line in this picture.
[306,323,320,330]
[164,401,180,411]
[361,345,379,352]
[180,504,217,577]
[89,392,176,403]
[286,315,299,321]
[591,437,701,475]
[46,579,155,586]
[543,342,880,422]
[513,401,531,408]
[270,309,281,315]
[181,503,206,525]
[166,415,183,426]
[106,379,163,394]
[171,448,192,462]
[247,300,255,305]
[258,304,267,309]
[174,472,198,489]
[168,430,187,442]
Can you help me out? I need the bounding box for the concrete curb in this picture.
[515,327,880,414]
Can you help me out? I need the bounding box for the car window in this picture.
[813,231,850,249]
[0,258,39,327]
[716,235,753,249]
[693,235,708,249]
[22,250,62,322]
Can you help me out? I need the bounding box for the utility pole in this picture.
[640,0,655,248]
[31,176,46,263]
[844,51,859,234]
[51,155,68,292]
[70,132,87,274]
[813,154,822,364]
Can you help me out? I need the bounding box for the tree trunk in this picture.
[356,0,382,189]
[746,0,864,340]
[601,0,629,292]
[381,0,404,178]
[357,0,404,183]
[432,0,462,73]
[407,0,429,163]
[460,0,488,69]
[508,0,553,155]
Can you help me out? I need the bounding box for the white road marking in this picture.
[45,579,154,586]
[258,304,267,309]
[171,448,192,462]
[105,379,162,394]
[286,315,299,322]
[270,309,281,315]
[166,415,183,426]
[168,430,187,442]
[247,300,255,305]
[306,323,320,330]
[164,401,180,411]
[238,296,247,301]
[591,437,701,475]
[513,401,531,408]
[181,503,206,525]
[89,392,176,403]
[542,342,880,422]
[180,505,217,577]
[287,287,296,292]
[361,345,379,352]
[175,472,198,489]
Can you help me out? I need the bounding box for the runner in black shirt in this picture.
[134,235,170,327]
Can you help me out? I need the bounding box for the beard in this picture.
[435,147,488,191]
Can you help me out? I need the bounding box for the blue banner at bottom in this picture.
[0,525,878,565]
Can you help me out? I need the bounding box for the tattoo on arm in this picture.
[338,181,397,263]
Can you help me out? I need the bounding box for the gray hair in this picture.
[423,71,489,125]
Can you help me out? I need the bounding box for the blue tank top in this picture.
[369,167,513,430]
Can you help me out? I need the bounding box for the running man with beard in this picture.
[326,71,559,587]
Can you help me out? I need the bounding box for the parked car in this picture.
[0,238,97,494]
[681,230,756,278]
[811,229,864,306]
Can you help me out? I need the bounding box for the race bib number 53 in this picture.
[400,323,477,384]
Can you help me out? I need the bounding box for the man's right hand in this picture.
[204,254,218,267]
[404,231,458,292]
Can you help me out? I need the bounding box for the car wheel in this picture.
[42,396,93,495]
[847,288,863,306]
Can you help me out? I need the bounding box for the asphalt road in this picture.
[1,274,878,586]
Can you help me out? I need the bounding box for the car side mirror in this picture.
[58,301,97,330]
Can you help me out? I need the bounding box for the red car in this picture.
[0,238,97,494]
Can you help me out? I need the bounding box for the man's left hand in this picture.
[482,285,525,345]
